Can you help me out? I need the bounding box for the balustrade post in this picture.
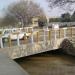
[8,34,12,47]
[43,27,46,46]
[24,33,26,44]
[17,33,20,46]
[63,28,67,38]
[37,31,39,43]
[31,27,34,44]
[0,37,3,48]
[48,30,51,40]
[27,27,28,32]
[71,27,72,38]
[52,24,59,48]
[54,30,57,41]
[43,26,49,46]
[59,29,60,38]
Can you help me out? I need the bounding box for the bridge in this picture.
[0,26,75,59]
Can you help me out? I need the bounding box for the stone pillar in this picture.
[24,33,26,44]
[48,30,51,40]
[71,27,72,38]
[8,34,12,47]
[43,27,49,46]
[43,28,46,45]
[37,31,39,42]
[54,30,57,41]
[31,27,34,44]
[17,33,20,46]
[59,29,60,38]
[27,27,28,32]
[63,28,67,38]
[0,37,3,48]
[52,24,59,43]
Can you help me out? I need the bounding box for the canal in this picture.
[15,49,75,75]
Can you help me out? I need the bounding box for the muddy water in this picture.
[15,50,75,75]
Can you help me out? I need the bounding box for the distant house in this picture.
[32,17,38,27]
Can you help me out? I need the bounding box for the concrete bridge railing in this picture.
[0,37,75,59]
[0,26,75,59]
[0,41,54,59]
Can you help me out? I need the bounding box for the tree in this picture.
[47,0,75,11]
[5,0,45,27]
[1,14,18,27]
[71,11,75,21]
[49,18,61,22]
[38,16,47,27]
[61,13,71,22]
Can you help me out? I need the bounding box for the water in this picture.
[15,50,75,75]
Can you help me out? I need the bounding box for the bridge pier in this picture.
[59,39,75,56]
[54,38,75,56]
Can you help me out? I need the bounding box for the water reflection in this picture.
[15,50,75,75]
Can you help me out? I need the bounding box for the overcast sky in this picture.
[0,0,73,18]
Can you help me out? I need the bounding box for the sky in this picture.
[0,0,19,17]
[0,0,71,18]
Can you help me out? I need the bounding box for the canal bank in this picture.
[15,49,75,75]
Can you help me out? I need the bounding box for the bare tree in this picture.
[1,14,18,27]
[6,0,45,27]
[47,0,75,11]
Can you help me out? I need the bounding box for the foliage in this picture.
[49,11,75,22]
[61,13,71,22]
[47,0,75,11]
[5,0,45,27]
[38,16,47,27]
[49,18,61,22]
[71,11,75,21]
[1,14,18,27]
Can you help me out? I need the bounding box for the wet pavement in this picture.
[0,52,28,75]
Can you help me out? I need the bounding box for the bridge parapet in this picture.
[0,26,75,58]
[0,41,53,59]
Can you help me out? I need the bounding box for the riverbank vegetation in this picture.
[49,11,75,22]
[0,0,46,28]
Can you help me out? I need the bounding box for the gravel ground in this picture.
[15,50,75,75]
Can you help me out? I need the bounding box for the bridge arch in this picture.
[54,38,75,56]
